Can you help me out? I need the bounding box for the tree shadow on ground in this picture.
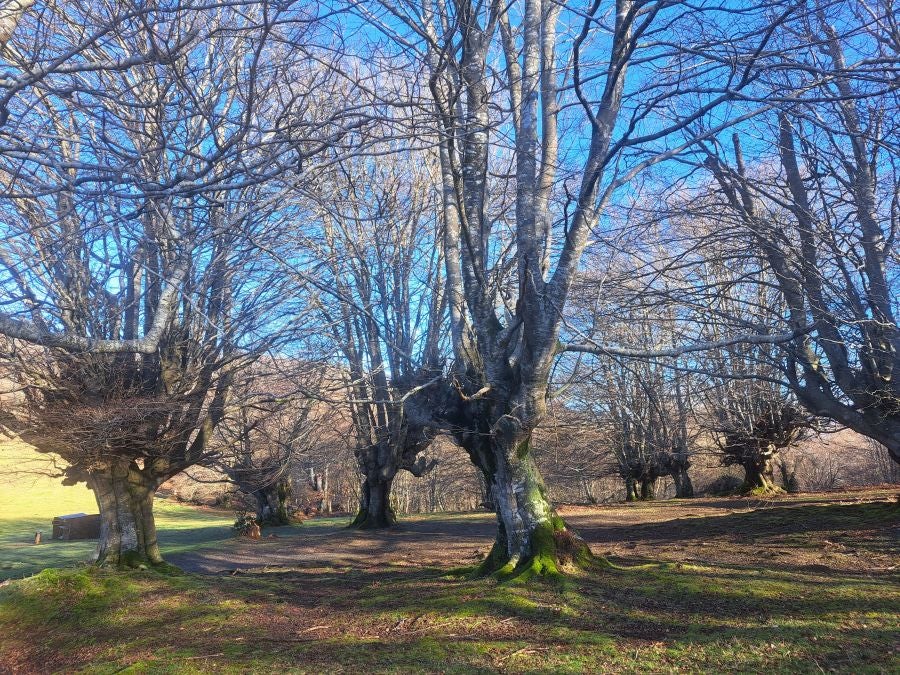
[2,497,898,672]
[5,556,896,673]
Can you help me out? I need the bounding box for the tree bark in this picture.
[640,478,656,501]
[350,473,397,529]
[624,476,638,502]
[477,432,592,581]
[741,452,781,494]
[253,479,292,525]
[87,461,162,567]
[672,467,694,498]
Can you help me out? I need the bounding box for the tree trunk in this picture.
[350,473,397,529]
[477,432,592,581]
[253,479,292,525]
[669,449,694,498]
[742,452,781,494]
[87,461,162,567]
[624,476,638,502]
[640,478,656,500]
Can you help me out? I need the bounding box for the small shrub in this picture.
[232,511,258,533]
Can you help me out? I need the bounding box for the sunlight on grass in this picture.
[0,440,241,580]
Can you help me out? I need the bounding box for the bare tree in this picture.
[214,361,332,525]
[695,2,899,461]
[0,3,358,566]
[298,143,446,528]
[351,0,782,578]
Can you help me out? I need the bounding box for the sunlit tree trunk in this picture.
[87,461,161,567]
[477,430,591,580]
[740,447,781,494]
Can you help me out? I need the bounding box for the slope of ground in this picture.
[0,486,897,673]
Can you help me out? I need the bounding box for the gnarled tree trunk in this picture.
[87,461,161,567]
[639,478,656,500]
[624,476,638,502]
[350,472,397,529]
[252,479,292,525]
[741,448,781,494]
[477,429,592,581]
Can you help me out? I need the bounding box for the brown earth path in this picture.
[168,488,899,576]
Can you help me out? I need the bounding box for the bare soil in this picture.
[169,487,899,576]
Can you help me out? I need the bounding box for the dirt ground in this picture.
[3,486,898,673]
[170,487,900,576]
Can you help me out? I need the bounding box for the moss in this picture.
[118,550,147,569]
[151,561,184,576]
[493,518,591,584]
[746,484,785,496]
[515,437,531,459]
[348,508,368,529]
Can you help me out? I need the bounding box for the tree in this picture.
[355,0,777,578]
[695,2,899,461]
[0,2,356,566]
[706,379,812,494]
[300,144,446,528]
[215,361,332,526]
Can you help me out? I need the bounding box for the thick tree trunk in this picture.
[640,478,656,500]
[350,473,397,529]
[477,432,592,581]
[672,467,694,498]
[742,452,781,494]
[87,461,162,567]
[253,479,292,525]
[624,476,638,502]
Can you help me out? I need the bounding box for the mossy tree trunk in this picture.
[639,478,656,500]
[477,429,592,581]
[350,472,397,529]
[741,448,781,494]
[624,476,638,502]
[87,460,162,567]
[253,479,292,525]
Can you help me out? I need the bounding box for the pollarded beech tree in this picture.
[214,361,333,526]
[694,2,899,462]
[358,0,780,577]
[0,2,362,565]
[300,145,447,528]
[706,379,812,494]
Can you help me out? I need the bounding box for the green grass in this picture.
[0,442,248,580]
[1,550,897,673]
[0,441,355,580]
[2,441,898,672]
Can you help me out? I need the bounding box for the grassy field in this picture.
[1,440,898,673]
[0,440,254,581]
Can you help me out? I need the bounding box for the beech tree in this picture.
[693,2,899,461]
[0,2,359,565]
[300,145,446,528]
[352,0,782,578]
[215,361,332,526]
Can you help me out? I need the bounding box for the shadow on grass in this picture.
[570,501,898,548]
[3,550,897,674]
[1,498,898,672]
